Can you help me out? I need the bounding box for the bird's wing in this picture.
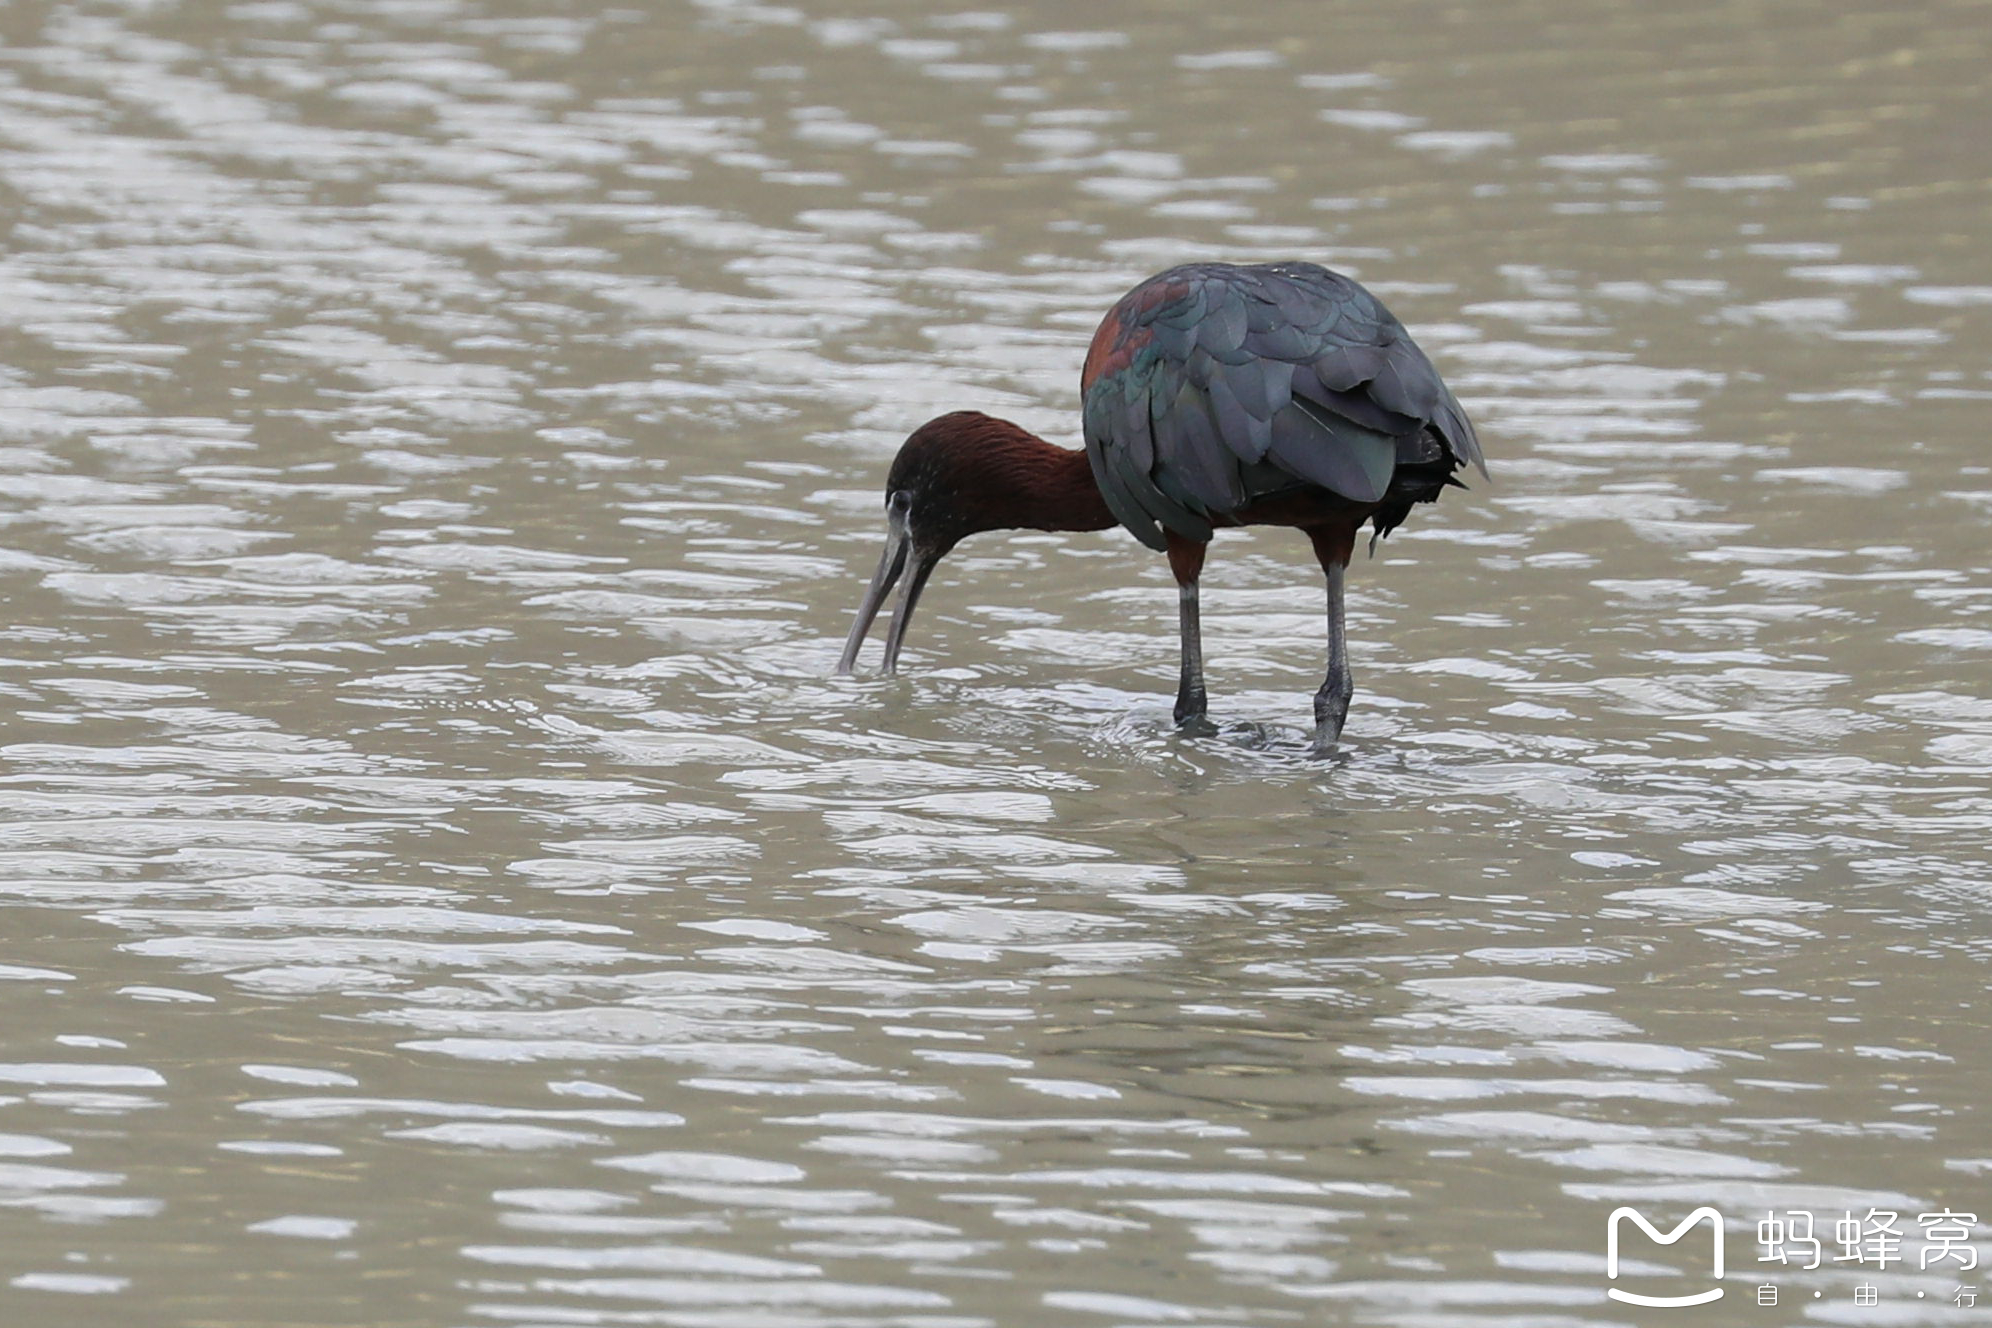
[1080,261,1483,551]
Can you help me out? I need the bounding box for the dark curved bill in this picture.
[836,531,907,674]
[877,553,937,675]
[836,505,912,680]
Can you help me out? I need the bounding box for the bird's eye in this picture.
[888,491,912,514]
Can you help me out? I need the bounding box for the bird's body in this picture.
[838,261,1485,751]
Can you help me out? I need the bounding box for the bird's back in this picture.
[1080,261,1483,551]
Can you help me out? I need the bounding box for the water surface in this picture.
[1,0,1989,1323]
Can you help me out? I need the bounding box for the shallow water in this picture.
[1,0,1990,1323]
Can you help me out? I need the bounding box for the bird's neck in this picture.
[961,428,1118,536]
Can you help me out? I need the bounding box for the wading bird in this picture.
[837,261,1485,752]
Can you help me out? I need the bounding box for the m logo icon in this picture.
[1607,1206,1725,1307]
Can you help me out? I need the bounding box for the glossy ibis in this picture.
[838,261,1485,752]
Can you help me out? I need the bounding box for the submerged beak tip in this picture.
[838,531,909,678]
[841,518,939,685]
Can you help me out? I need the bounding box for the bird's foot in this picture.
[1173,711,1219,739]
[1310,693,1350,757]
[1309,699,1345,752]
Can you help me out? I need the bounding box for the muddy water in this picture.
[1,0,1989,1324]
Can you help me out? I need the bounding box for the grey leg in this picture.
[1175,578,1208,726]
[1164,533,1212,731]
[1312,560,1353,753]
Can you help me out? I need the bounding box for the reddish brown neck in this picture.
[922,415,1117,537]
[993,436,1118,535]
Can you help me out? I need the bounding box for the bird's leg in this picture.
[1175,581,1207,726]
[1307,523,1359,753]
[1165,532,1210,730]
[1314,560,1353,750]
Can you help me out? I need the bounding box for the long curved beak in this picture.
[837,505,937,675]
[877,550,937,675]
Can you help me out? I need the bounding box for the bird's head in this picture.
[835,411,1018,675]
